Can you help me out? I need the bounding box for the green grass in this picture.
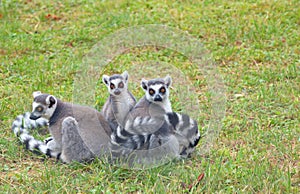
[1,0,299,193]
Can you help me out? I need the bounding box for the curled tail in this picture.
[166,112,201,157]
[110,124,180,166]
[110,115,163,154]
[12,112,48,136]
[19,133,61,159]
[11,112,61,160]
[110,125,151,157]
[110,112,201,158]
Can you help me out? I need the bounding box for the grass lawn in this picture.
[0,0,299,193]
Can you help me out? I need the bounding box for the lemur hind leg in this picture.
[60,117,94,163]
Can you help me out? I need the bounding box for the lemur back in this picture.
[13,91,112,163]
[101,71,136,130]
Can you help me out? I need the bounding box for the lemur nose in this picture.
[154,95,162,101]
[30,113,40,120]
[114,89,121,95]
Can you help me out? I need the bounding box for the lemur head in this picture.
[141,75,172,103]
[102,71,129,96]
[29,91,57,120]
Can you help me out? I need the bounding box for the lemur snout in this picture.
[114,89,121,95]
[154,95,162,101]
[29,113,40,120]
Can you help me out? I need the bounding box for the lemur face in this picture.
[102,71,128,96]
[30,91,57,120]
[141,75,172,103]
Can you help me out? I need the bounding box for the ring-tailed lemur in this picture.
[111,75,201,159]
[101,71,136,130]
[13,91,112,163]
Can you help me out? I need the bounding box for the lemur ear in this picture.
[122,71,129,83]
[164,75,172,88]
[46,95,56,108]
[33,91,42,98]
[102,75,110,86]
[141,78,148,91]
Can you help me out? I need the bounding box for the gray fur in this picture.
[47,99,111,157]
[60,117,94,163]
[124,96,166,134]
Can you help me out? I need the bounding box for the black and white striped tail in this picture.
[11,112,48,137]
[110,112,201,158]
[110,125,152,157]
[110,115,161,153]
[11,112,61,159]
[19,133,61,159]
[166,112,201,157]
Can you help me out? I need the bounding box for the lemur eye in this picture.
[110,83,115,89]
[149,89,155,96]
[37,106,43,112]
[160,87,166,94]
[118,82,124,88]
